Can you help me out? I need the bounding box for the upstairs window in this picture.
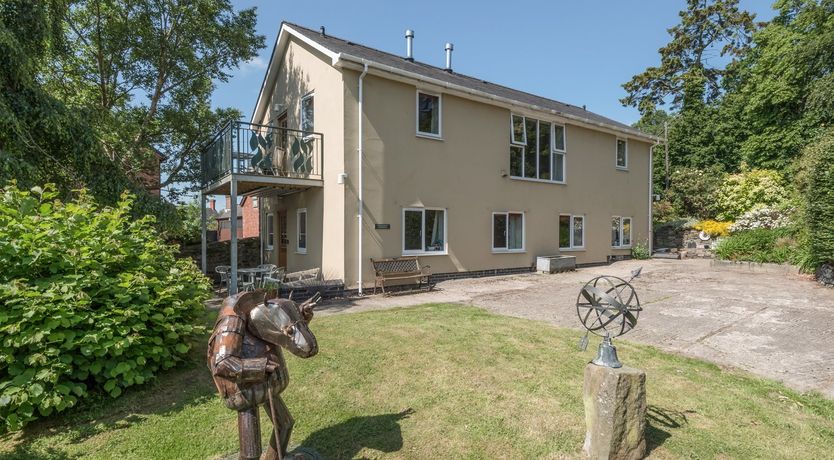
[417,91,441,137]
[301,94,314,132]
[559,214,584,249]
[616,138,628,169]
[403,208,446,254]
[611,216,632,248]
[510,115,566,183]
[492,212,524,252]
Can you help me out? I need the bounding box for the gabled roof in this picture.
[252,22,659,143]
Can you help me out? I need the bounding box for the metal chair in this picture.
[256,264,278,288]
[261,275,282,292]
[215,265,231,293]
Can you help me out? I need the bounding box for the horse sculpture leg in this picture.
[237,406,262,460]
[263,392,294,460]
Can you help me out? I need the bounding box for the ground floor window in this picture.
[559,214,584,249]
[297,208,307,253]
[266,213,274,250]
[611,216,632,248]
[492,212,524,252]
[403,208,446,254]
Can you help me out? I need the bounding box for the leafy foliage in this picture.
[796,129,834,271]
[714,228,800,264]
[665,167,723,219]
[0,183,211,431]
[694,220,732,237]
[729,206,792,232]
[631,241,651,260]
[715,169,788,221]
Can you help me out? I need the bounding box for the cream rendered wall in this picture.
[256,37,345,279]
[342,71,650,288]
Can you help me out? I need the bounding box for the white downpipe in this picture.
[358,62,369,295]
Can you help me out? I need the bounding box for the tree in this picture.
[45,0,265,200]
[621,0,757,115]
[796,128,834,272]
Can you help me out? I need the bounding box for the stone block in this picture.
[583,364,646,460]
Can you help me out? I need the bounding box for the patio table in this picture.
[237,267,270,290]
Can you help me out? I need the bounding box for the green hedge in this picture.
[797,130,834,271]
[0,184,211,431]
[714,228,800,264]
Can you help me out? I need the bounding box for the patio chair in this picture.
[256,264,278,288]
[261,276,282,292]
[215,265,231,293]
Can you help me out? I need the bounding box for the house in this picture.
[215,195,261,241]
[199,22,658,294]
[136,148,165,196]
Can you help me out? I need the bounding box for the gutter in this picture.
[357,62,369,295]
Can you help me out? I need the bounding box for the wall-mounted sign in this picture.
[375,223,391,230]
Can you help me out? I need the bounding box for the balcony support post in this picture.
[229,178,238,295]
[201,193,207,274]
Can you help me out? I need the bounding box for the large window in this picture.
[492,212,524,252]
[510,114,566,182]
[297,208,307,254]
[616,138,628,169]
[301,94,314,132]
[403,208,446,254]
[266,213,274,250]
[416,91,441,137]
[559,214,584,250]
[611,216,632,248]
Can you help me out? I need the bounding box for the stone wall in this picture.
[179,237,261,283]
[653,226,719,258]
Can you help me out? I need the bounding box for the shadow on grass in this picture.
[0,444,78,460]
[645,405,690,455]
[299,408,414,460]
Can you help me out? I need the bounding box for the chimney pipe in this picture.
[209,198,216,211]
[320,26,326,37]
[444,42,454,72]
[405,29,414,61]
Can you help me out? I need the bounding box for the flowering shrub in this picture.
[715,169,788,221]
[694,220,733,237]
[0,184,212,431]
[729,206,792,233]
[631,241,651,260]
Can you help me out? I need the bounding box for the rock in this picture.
[582,364,647,460]
[816,263,834,287]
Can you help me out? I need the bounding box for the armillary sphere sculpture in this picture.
[576,267,643,368]
[207,290,320,460]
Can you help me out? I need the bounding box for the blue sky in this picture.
[213,0,776,126]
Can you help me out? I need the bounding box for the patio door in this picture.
[278,210,288,268]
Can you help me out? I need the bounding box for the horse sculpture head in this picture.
[248,293,319,358]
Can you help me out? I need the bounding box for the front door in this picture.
[278,210,288,268]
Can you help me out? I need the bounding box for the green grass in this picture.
[2,304,833,459]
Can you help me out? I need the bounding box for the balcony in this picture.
[200,121,324,195]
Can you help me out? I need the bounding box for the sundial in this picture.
[576,267,643,368]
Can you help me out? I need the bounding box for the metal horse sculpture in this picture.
[207,290,320,460]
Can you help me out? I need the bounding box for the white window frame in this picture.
[491,211,526,253]
[611,216,632,248]
[296,208,307,254]
[265,212,274,250]
[300,93,314,134]
[509,114,567,184]
[402,207,447,256]
[252,197,259,208]
[616,138,628,170]
[559,213,585,251]
[510,114,526,145]
[415,90,442,139]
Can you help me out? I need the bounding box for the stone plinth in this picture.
[582,364,646,460]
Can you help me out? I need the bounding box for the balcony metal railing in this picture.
[201,121,323,188]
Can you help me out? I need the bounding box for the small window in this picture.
[616,139,628,169]
[265,213,274,250]
[416,91,441,137]
[612,216,632,248]
[511,115,525,144]
[297,208,307,253]
[403,208,446,254]
[492,212,524,251]
[252,197,259,208]
[559,214,584,249]
[301,94,314,132]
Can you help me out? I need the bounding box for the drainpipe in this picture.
[357,62,369,295]
[649,139,659,255]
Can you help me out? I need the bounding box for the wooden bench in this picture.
[283,268,322,289]
[371,257,432,295]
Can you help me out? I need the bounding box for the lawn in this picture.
[2,304,833,459]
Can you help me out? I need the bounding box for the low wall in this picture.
[179,237,261,283]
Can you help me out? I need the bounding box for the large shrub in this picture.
[796,129,834,271]
[714,228,800,264]
[715,169,788,221]
[729,206,793,233]
[0,184,211,431]
[666,167,723,219]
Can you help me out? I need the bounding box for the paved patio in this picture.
[318,259,834,397]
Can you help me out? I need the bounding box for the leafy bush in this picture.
[652,199,679,224]
[666,167,724,219]
[694,220,732,237]
[631,241,651,260]
[796,130,834,272]
[714,228,800,264]
[0,183,212,431]
[715,169,788,221]
[729,206,793,233]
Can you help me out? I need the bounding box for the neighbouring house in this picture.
[199,22,658,292]
[216,195,261,241]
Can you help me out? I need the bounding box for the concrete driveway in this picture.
[319,259,834,397]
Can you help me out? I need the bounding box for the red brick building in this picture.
[216,195,261,241]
